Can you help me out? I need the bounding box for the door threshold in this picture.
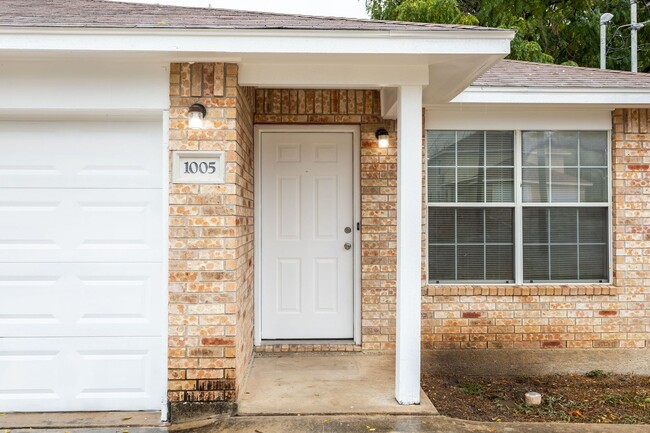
[259,339,356,345]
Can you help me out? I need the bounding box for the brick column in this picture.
[167,63,254,418]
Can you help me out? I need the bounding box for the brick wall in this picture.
[420,109,650,350]
[167,63,254,404]
[254,89,398,351]
[167,68,649,406]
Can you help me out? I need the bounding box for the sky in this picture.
[108,0,369,18]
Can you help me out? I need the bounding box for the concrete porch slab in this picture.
[238,354,437,415]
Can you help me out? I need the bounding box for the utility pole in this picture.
[601,13,614,69]
[631,0,638,72]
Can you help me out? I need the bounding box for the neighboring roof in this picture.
[473,59,650,89]
[0,0,498,32]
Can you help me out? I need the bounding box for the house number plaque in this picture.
[172,151,225,184]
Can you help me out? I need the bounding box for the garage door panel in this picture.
[0,263,163,337]
[0,337,163,412]
[0,189,162,263]
[0,121,162,189]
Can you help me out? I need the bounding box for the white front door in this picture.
[260,131,355,339]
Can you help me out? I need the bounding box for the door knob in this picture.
[344,243,352,250]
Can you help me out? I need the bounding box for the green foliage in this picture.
[459,382,483,395]
[365,0,650,71]
[394,0,479,25]
[586,369,610,378]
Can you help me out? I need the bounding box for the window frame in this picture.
[426,129,613,285]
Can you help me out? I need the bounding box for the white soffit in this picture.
[453,86,650,106]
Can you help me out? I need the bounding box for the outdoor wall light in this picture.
[188,103,207,130]
[375,128,389,148]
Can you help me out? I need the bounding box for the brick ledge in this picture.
[426,285,619,297]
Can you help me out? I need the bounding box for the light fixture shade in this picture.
[375,128,389,148]
[188,103,207,130]
[600,12,614,24]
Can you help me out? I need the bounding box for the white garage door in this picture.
[0,119,165,412]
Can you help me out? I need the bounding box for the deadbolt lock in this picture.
[344,227,352,234]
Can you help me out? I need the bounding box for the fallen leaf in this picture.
[323,420,329,423]
[569,409,584,418]
[122,417,132,421]
[255,430,263,433]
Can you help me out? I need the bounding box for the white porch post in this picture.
[395,85,423,405]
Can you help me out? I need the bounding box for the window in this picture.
[428,131,516,283]
[427,130,610,284]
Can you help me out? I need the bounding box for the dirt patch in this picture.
[422,370,650,424]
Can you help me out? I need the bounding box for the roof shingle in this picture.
[473,60,650,89]
[0,0,496,31]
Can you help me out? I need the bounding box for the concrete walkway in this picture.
[217,415,650,433]
[6,415,650,433]
[238,353,436,415]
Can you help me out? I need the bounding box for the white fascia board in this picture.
[239,63,429,87]
[453,86,650,105]
[0,27,514,57]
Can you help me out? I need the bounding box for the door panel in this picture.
[0,189,162,263]
[261,131,354,339]
[0,119,164,412]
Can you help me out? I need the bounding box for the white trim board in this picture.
[452,86,650,106]
[425,106,613,130]
[0,28,514,56]
[253,125,362,346]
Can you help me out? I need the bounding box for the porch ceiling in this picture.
[236,53,508,107]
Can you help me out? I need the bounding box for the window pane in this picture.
[551,245,578,280]
[427,130,514,205]
[524,207,608,282]
[429,245,456,281]
[579,244,608,280]
[428,167,455,202]
[428,208,455,243]
[458,167,484,202]
[486,245,514,281]
[551,131,578,166]
[486,208,513,243]
[523,207,548,243]
[580,168,608,202]
[550,167,579,202]
[524,245,549,281]
[580,131,608,167]
[522,131,549,166]
[457,208,483,243]
[457,131,484,166]
[487,168,514,203]
[523,168,550,203]
[428,208,514,282]
[550,208,577,243]
[457,245,484,280]
[486,131,514,166]
[579,208,608,243]
[427,131,456,166]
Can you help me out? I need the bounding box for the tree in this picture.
[365,0,650,71]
